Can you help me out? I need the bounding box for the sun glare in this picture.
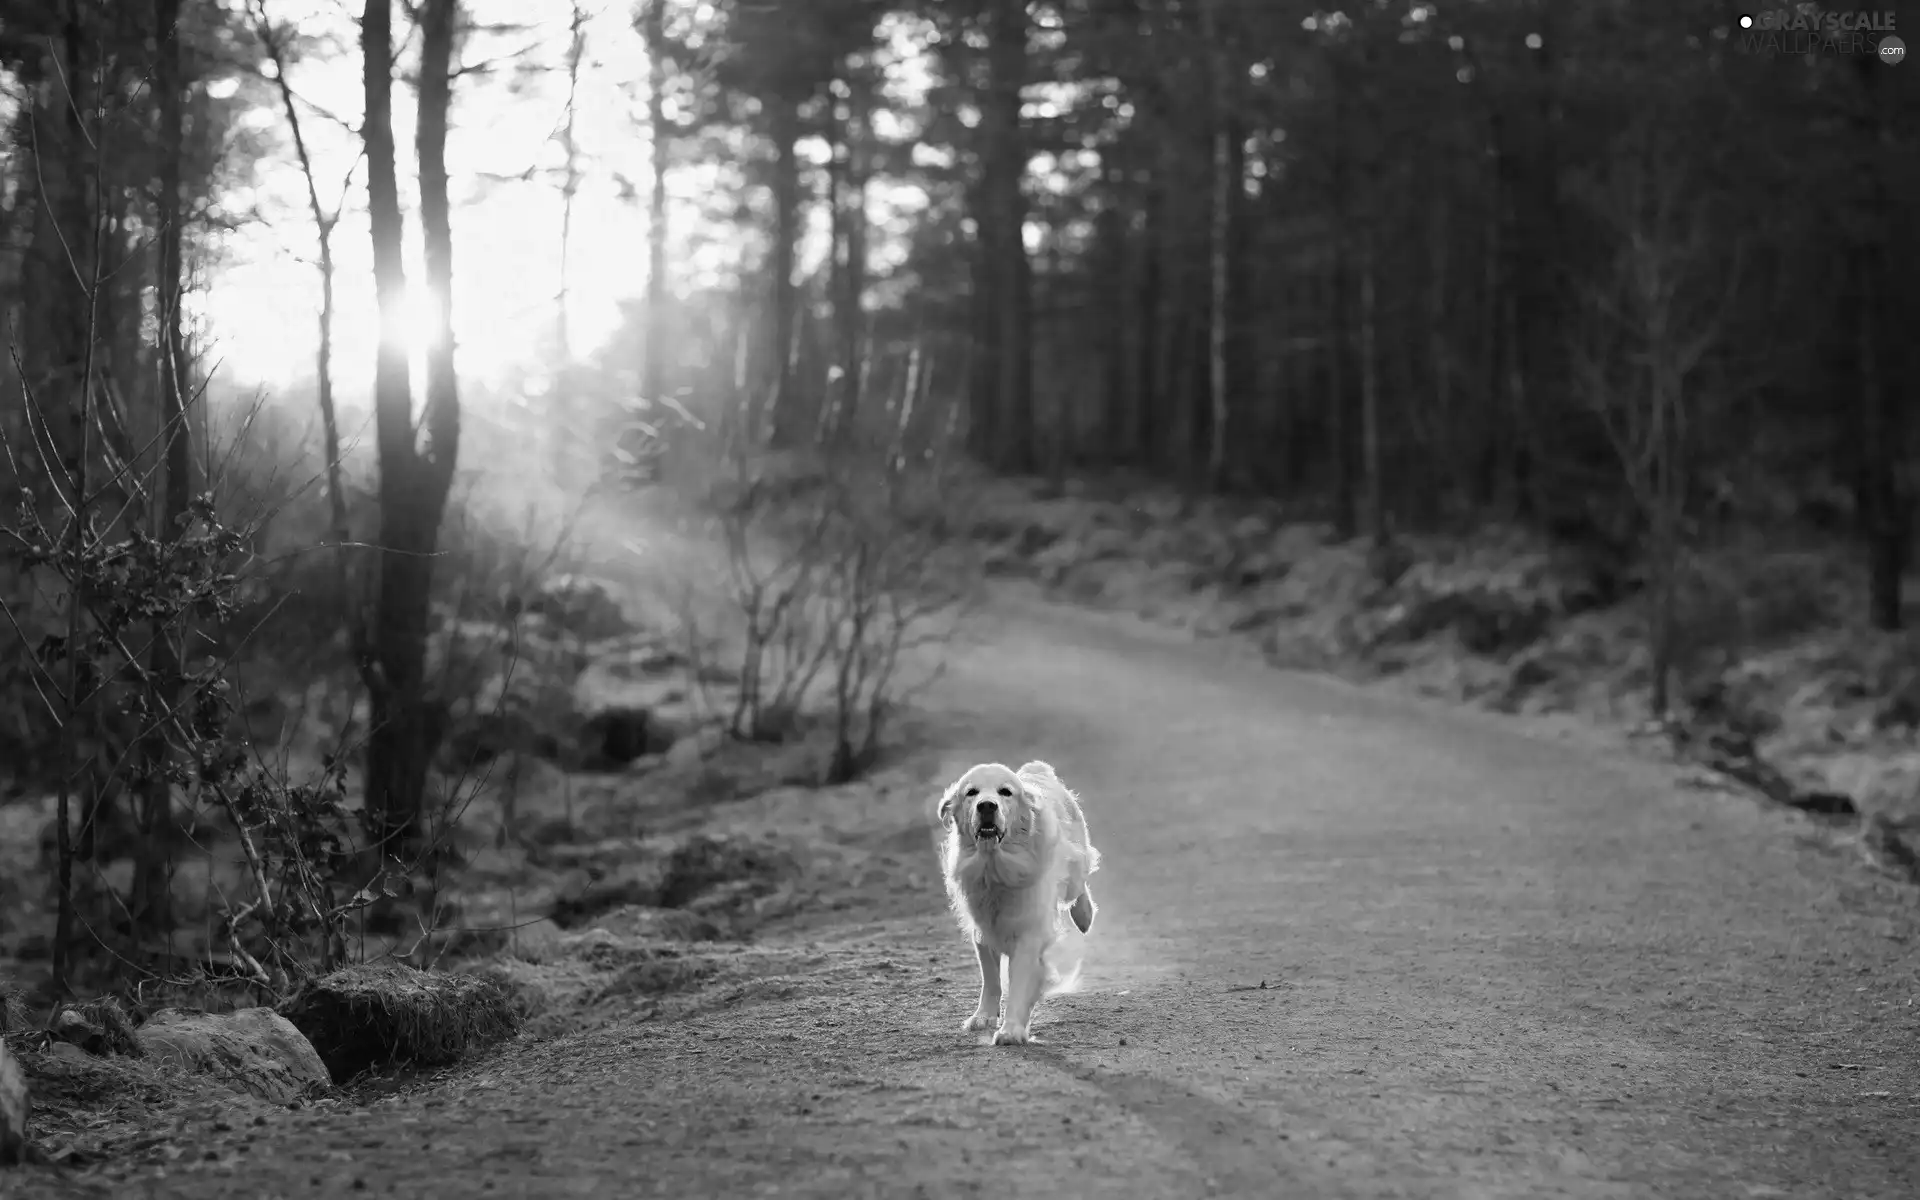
[386,286,445,355]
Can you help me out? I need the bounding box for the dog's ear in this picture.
[935,781,959,828]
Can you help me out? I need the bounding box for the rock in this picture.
[133,1008,329,1106]
[47,1042,91,1065]
[278,962,521,1083]
[49,998,140,1057]
[49,1009,103,1052]
[528,575,632,642]
[579,705,677,768]
[549,860,668,929]
[588,904,723,942]
[503,917,567,963]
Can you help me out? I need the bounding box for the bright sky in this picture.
[199,2,1013,415]
[203,0,660,399]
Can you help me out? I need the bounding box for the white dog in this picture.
[937,760,1100,1045]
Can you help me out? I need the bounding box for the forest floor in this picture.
[4,472,1919,1196]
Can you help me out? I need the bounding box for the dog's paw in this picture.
[962,1010,996,1032]
[992,1025,1032,1046]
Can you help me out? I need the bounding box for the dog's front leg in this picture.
[993,942,1046,1045]
[963,937,1002,1032]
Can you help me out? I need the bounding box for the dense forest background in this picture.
[0,0,1915,1002]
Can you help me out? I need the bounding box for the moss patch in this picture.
[277,962,522,1083]
[50,995,143,1057]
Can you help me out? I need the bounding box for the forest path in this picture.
[27,587,1920,1198]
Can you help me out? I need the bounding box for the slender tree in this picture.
[551,0,588,477]
[251,1,355,551]
[641,0,670,408]
[133,0,194,941]
[358,0,463,853]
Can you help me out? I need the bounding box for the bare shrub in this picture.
[1568,115,1742,722]
[676,429,979,783]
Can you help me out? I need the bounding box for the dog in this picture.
[937,760,1100,1045]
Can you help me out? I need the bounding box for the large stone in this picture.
[278,962,522,1083]
[48,999,140,1058]
[0,1039,27,1165]
[133,1007,330,1106]
[528,575,632,642]
[578,705,679,768]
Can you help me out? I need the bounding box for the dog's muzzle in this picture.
[974,800,1003,843]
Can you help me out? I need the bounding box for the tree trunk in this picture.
[1474,122,1504,509]
[1648,367,1683,721]
[1426,191,1458,508]
[822,114,846,442]
[360,0,461,856]
[1135,151,1163,470]
[984,0,1033,472]
[37,6,106,996]
[1093,199,1127,462]
[551,0,587,477]
[252,1,349,550]
[134,0,192,945]
[1200,0,1229,490]
[1224,116,1253,456]
[1499,14,1563,520]
[965,174,1000,461]
[1327,62,1356,539]
[1360,228,1384,543]
[642,0,670,409]
[19,16,97,496]
[765,97,803,445]
[1850,58,1905,631]
[832,66,870,445]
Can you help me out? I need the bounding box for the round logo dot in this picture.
[1880,34,1906,65]
[1738,14,1754,29]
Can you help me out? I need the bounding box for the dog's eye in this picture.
[964,787,978,797]
[996,786,1012,797]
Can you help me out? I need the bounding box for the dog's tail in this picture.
[1017,760,1060,785]
[1067,883,1097,935]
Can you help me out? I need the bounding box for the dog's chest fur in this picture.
[947,836,1057,944]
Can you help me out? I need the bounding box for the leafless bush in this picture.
[677,429,979,782]
[1568,115,1742,722]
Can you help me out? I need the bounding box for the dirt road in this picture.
[28,591,1920,1198]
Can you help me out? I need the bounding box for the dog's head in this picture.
[938,762,1029,849]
